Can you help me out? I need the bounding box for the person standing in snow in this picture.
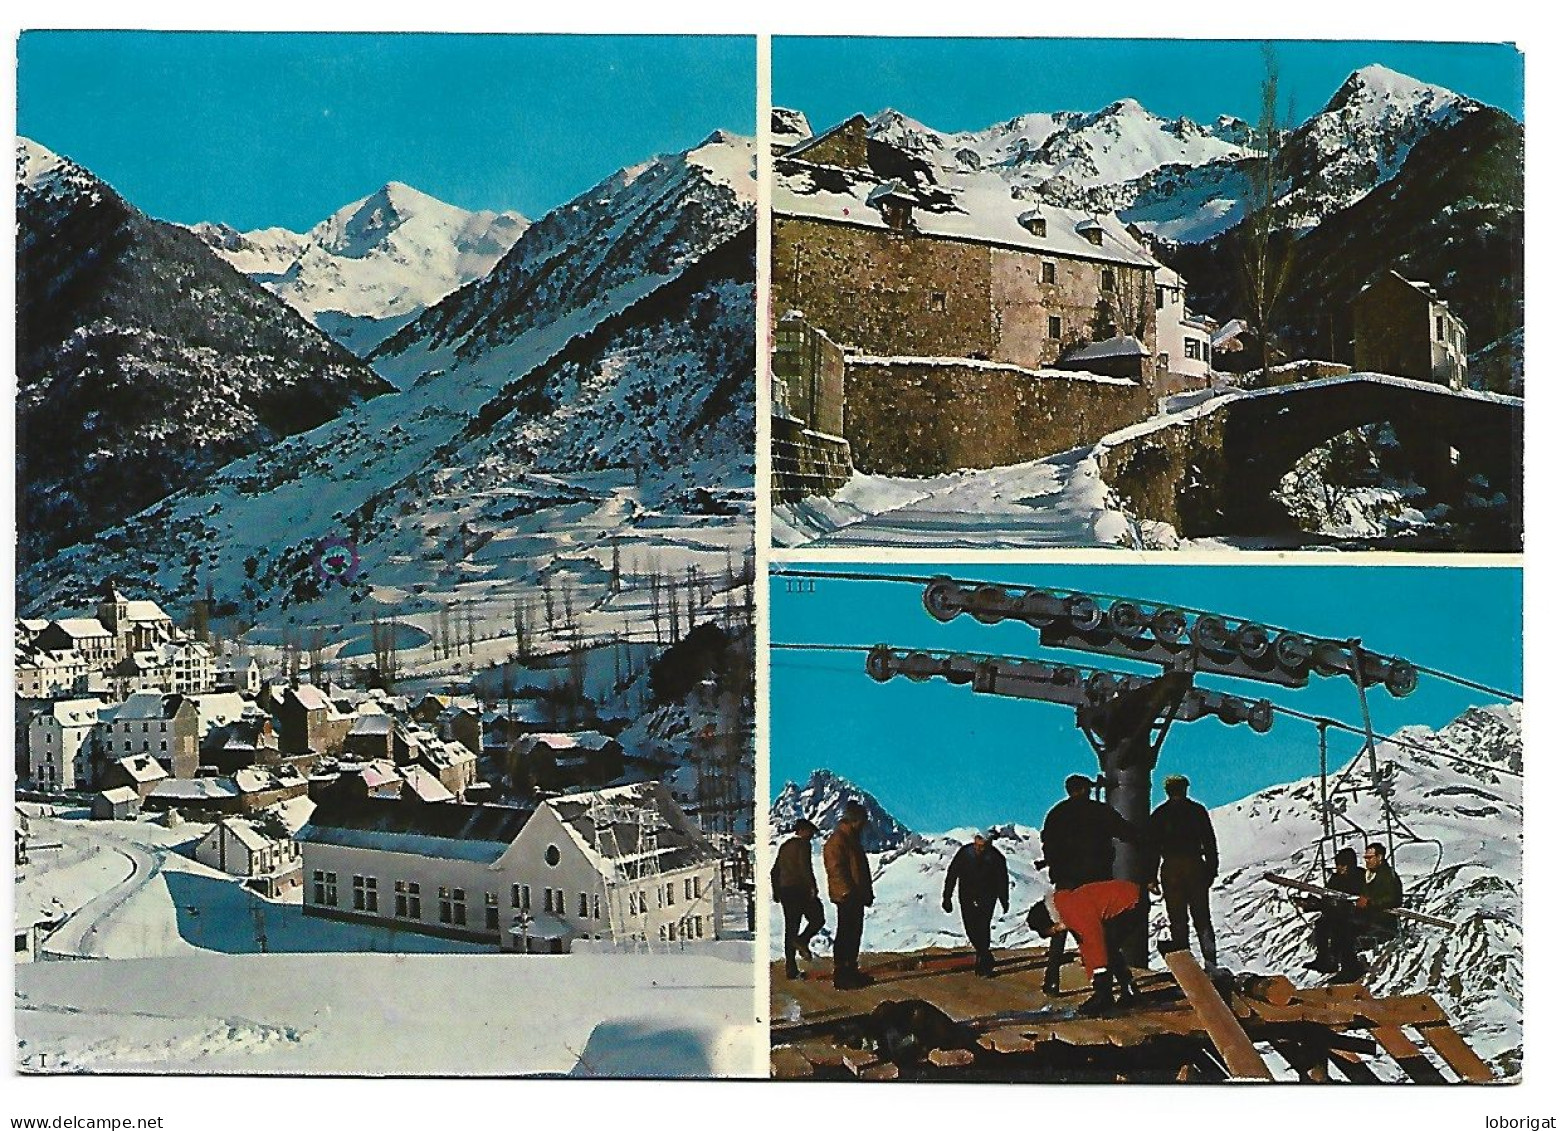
[1030,879,1144,1015]
[772,818,826,980]
[823,800,875,990]
[942,829,1011,977]
[1039,773,1137,890]
[1148,774,1221,972]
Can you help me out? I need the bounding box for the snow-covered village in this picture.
[770,54,1522,551]
[14,34,761,1078]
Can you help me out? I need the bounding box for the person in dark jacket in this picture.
[1302,847,1367,977]
[771,818,825,980]
[823,800,875,989]
[1039,774,1137,891]
[1148,774,1220,971]
[942,829,1010,976]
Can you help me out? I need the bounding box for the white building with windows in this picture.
[1154,264,1215,390]
[27,698,109,791]
[295,781,722,951]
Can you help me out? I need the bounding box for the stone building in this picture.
[1352,270,1470,389]
[770,113,1166,484]
[773,114,1160,378]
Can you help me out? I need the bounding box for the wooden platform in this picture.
[771,947,1496,1083]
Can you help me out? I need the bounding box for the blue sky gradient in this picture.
[773,38,1523,135]
[769,565,1522,832]
[18,32,756,230]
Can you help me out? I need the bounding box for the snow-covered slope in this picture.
[16,138,392,571]
[21,131,757,672]
[191,183,529,356]
[772,703,1522,1075]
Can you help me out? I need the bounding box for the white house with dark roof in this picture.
[194,816,302,896]
[27,697,109,791]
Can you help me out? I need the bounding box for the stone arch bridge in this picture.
[1098,374,1522,550]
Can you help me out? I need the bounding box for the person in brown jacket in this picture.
[771,818,825,980]
[823,800,875,989]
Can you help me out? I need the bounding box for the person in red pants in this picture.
[1031,878,1143,1015]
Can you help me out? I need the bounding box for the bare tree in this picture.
[1238,43,1298,377]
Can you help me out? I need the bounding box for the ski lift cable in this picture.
[773,640,1521,781]
[769,568,1520,703]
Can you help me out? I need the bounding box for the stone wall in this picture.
[1094,412,1231,537]
[843,358,1153,476]
[773,315,846,436]
[771,415,853,505]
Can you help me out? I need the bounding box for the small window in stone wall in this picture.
[930,290,947,312]
[1041,262,1056,285]
[1101,268,1115,292]
[1048,316,1063,340]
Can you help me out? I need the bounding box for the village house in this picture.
[1154,264,1218,390]
[1352,269,1470,389]
[215,654,262,695]
[27,697,109,791]
[772,114,1161,374]
[91,785,141,821]
[33,618,117,669]
[104,691,199,779]
[16,646,92,699]
[99,753,170,804]
[194,816,303,897]
[275,683,353,761]
[509,731,625,794]
[296,781,721,951]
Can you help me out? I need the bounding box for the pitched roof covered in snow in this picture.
[1063,333,1152,361]
[775,122,1158,270]
[297,797,534,863]
[545,781,718,881]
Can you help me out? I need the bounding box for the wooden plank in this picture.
[1242,975,1299,1006]
[929,1047,976,1068]
[1261,872,1459,929]
[978,1028,1037,1055]
[1371,1026,1449,1084]
[841,1048,880,1076]
[1165,949,1275,1081]
[1357,994,1449,1028]
[1327,1048,1381,1083]
[770,1047,815,1079]
[859,1061,900,1081]
[1418,1023,1496,1083]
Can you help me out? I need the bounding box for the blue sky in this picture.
[773,38,1523,134]
[17,32,756,230]
[769,565,1522,832]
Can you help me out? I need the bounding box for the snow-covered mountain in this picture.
[770,769,913,852]
[191,183,529,356]
[1276,63,1481,227]
[870,101,1253,197]
[837,65,1492,245]
[21,131,757,669]
[772,703,1522,1076]
[16,138,392,572]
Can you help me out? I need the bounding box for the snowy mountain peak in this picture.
[1330,64,1468,113]
[771,768,913,852]
[16,137,100,200]
[192,181,532,344]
